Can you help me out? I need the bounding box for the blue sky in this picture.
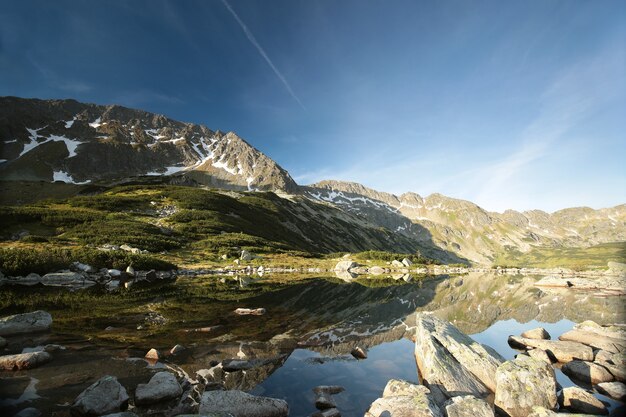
[1,0,624,212]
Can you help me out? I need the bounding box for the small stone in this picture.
[596,381,626,401]
[312,408,341,417]
[562,360,614,384]
[234,308,266,315]
[350,346,367,359]
[522,328,551,340]
[315,392,336,410]
[170,344,185,355]
[145,348,160,360]
[558,386,608,415]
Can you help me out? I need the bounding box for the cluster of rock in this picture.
[0,262,176,290]
[509,321,625,402]
[97,243,149,254]
[365,313,625,417]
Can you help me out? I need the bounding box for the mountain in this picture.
[304,180,626,264]
[0,97,297,192]
[1,97,624,266]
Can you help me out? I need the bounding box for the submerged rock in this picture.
[351,346,367,359]
[199,390,288,417]
[0,351,51,370]
[562,360,614,384]
[558,386,608,415]
[234,308,266,315]
[414,313,504,400]
[444,395,494,417]
[508,335,594,362]
[145,348,160,360]
[71,375,129,416]
[312,409,341,417]
[494,355,557,417]
[0,310,52,336]
[134,371,182,405]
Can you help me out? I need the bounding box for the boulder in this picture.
[382,379,429,398]
[72,262,96,273]
[134,371,182,405]
[14,408,42,417]
[170,344,185,355]
[0,351,51,370]
[508,336,594,362]
[414,313,504,399]
[603,362,626,382]
[369,266,384,275]
[312,409,341,417]
[444,395,494,417]
[562,360,614,384]
[559,329,625,354]
[234,308,266,316]
[334,260,357,271]
[0,310,52,336]
[527,407,598,417]
[528,348,553,364]
[199,390,288,417]
[71,375,129,416]
[558,386,608,415]
[240,250,254,261]
[391,260,405,268]
[402,258,413,267]
[595,381,626,402]
[522,328,551,340]
[494,355,557,417]
[315,392,336,410]
[365,381,441,417]
[41,272,95,288]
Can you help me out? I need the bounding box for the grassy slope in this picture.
[0,184,433,274]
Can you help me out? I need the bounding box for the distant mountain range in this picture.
[1,96,624,265]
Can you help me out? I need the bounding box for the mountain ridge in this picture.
[1,97,624,265]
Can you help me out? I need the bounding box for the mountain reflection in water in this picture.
[0,272,623,416]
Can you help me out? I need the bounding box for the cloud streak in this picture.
[220,0,306,111]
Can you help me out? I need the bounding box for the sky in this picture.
[1,0,624,212]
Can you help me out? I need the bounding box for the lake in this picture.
[1,272,624,416]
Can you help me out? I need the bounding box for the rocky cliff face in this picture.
[305,180,626,265]
[0,97,297,192]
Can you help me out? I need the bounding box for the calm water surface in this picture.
[0,272,624,416]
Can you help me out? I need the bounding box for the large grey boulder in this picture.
[0,351,51,370]
[596,381,626,401]
[558,386,608,415]
[494,355,557,417]
[508,335,594,362]
[527,407,598,417]
[41,272,96,288]
[71,375,129,416]
[0,310,52,336]
[562,360,614,384]
[134,371,182,405]
[199,390,288,417]
[444,395,494,417]
[365,379,441,417]
[414,313,504,400]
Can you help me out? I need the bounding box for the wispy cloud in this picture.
[27,53,94,93]
[220,0,306,111]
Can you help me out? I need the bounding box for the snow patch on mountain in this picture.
[53,170,91,184]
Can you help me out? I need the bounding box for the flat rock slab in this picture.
[596,381,626,402]
[199,390,288,417]
[528,348,553,364]
[134,371,182,405]
[0,310,52,336]
[508,335,594,362]
[559,329,625,354]
[558,386,608,415]
[444,395,494,417]
[382,379,430,398]
[562,360,614,385]
[71,375,129,416]
[528,406,599,417]
[414,313,504,399]
[495,355,557,417]
[522,328,551,340]
[0,351,51,370]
